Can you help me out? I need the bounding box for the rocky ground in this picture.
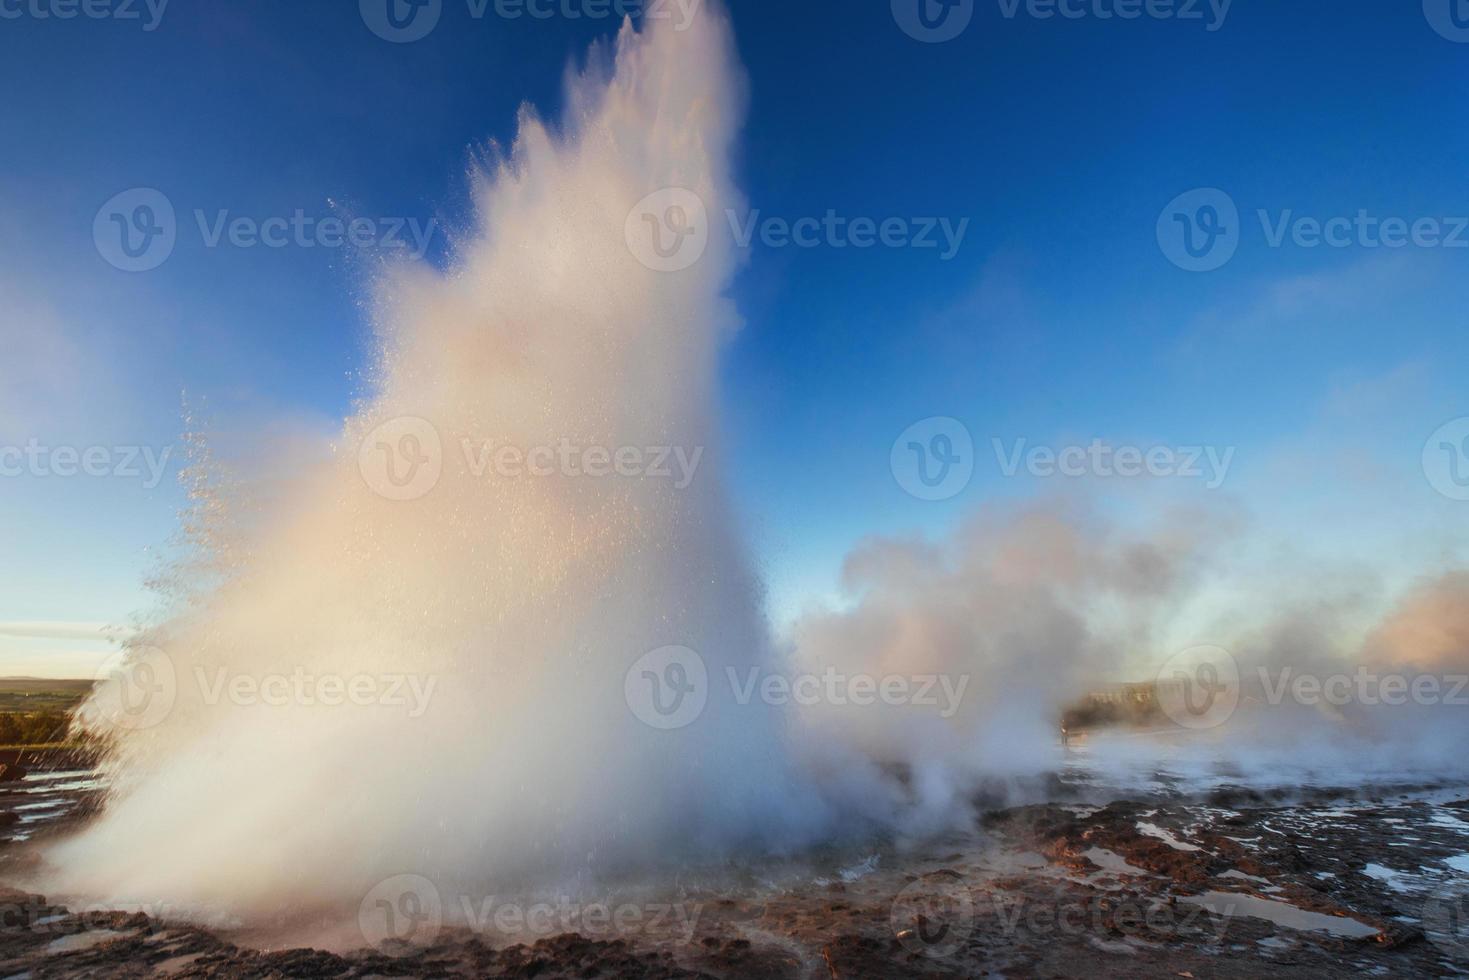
[0,757,1467,977]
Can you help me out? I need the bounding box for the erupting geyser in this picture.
[45,6,832,924]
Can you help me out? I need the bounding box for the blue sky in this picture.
[2,0,1467,675]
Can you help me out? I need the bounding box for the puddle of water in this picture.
[1136,821,1201,852]
[1082,847,1148,876]
[838,855,879,882]
[1218,869,1273,886]
[17,778,103,795]
[1180,891,1380,939]
[1429,811,1469,833]
[1362,864,1414,893]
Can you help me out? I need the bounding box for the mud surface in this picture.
[1,764,1467,977]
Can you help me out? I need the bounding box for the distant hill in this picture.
[0,679,95,716]
[0,678,95,693]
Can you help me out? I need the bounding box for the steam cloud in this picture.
[46,7,831,922]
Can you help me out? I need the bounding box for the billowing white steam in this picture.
[782,503,1224,830]
[47,8,833,919]
[787,503,1469,807]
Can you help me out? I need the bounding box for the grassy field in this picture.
[0,678,93,713]
[0,679,93,748]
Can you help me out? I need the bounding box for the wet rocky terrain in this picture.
[0,749,104,848]
[0,761,1467,978]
